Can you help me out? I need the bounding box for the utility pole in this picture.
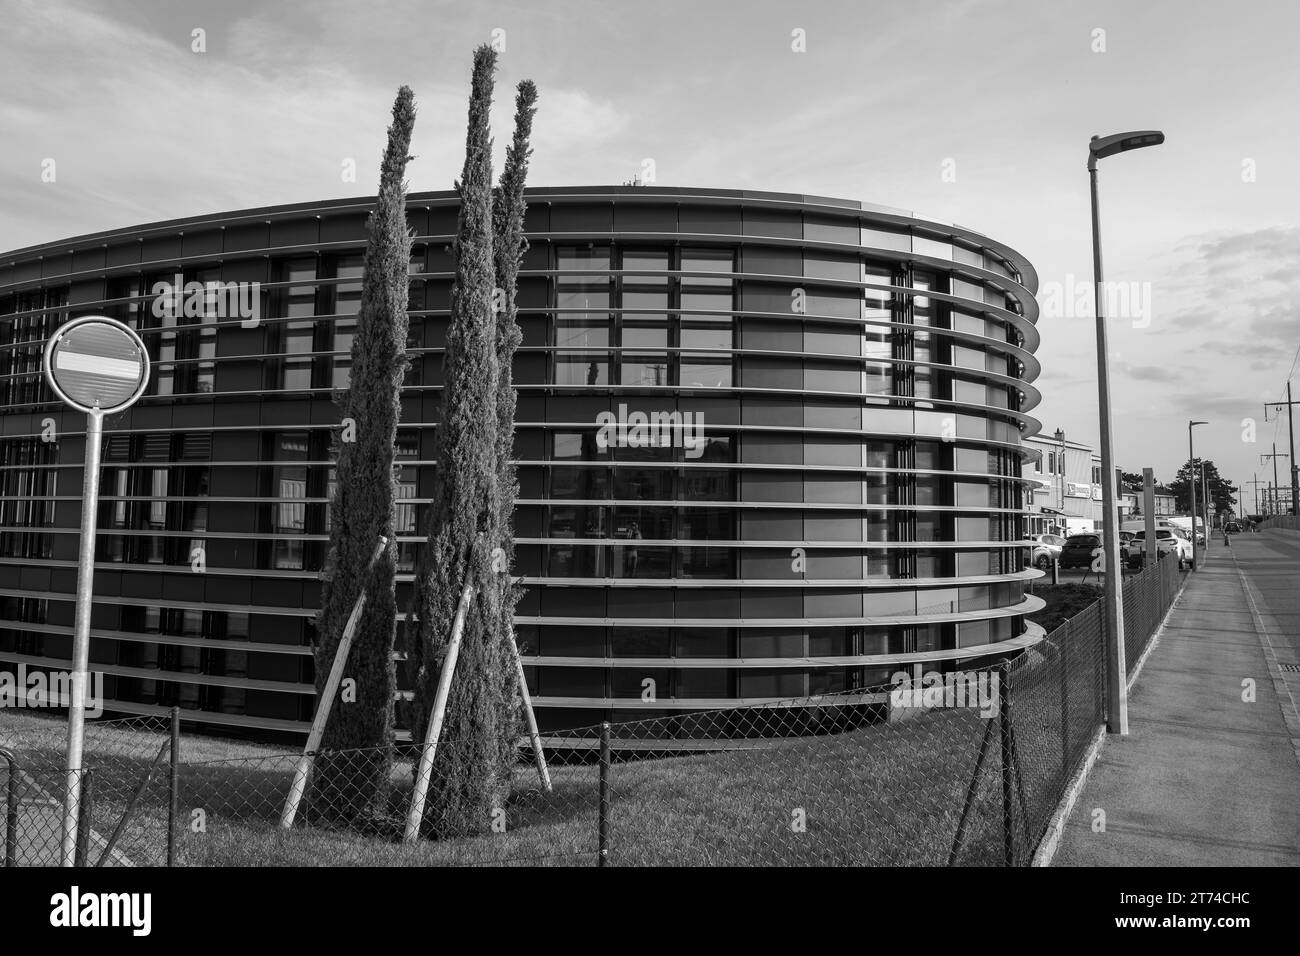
[1262,444,1288,519]
[1247,475,1267,518]
[1264,381,1299,516]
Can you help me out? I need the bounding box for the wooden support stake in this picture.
[280,536,387,829]
[403,581,475,844]
[507,634,552,792]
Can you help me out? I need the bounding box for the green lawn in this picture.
[0,710,288,866]
[3,684,1080,867]
[171,706,1033,867]
[1026,583,1103,635]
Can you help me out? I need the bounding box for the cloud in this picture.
[1114,362,1182,384]
[0,1,643,251]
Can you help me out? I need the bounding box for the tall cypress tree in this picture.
[407,46,504,836]
[489,79,539,768]
[312,86,417,821]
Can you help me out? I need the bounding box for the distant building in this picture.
[1022,434,1104,534]
[1024,435,1182,538]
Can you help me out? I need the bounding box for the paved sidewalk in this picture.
[1054,534,1300,866]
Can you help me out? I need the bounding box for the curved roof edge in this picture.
[1,185,1038,293]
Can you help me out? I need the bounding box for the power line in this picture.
[1266,341,1300,443]
[1282,341,1300,392]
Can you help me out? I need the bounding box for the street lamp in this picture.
[1089,129,1164,737]
[1189,420,1206,569]
[1201,462,1210,538]
[1054,427,1066,530]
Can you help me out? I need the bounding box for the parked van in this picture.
[1162,515,1206,542]
[1060,517,1095,537]
[1121,518,1177,534]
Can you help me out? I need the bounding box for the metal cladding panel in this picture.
[0,186,1041,737]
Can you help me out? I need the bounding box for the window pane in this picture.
[680,356,732,387]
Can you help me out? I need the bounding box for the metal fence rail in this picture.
[1259,515,1300,532]
[0,556,1186,867]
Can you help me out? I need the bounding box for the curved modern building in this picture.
[0,186,1044,738]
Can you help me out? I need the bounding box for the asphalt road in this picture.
[1228,529,1300,661]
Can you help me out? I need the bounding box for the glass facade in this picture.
[0,186,1043,739]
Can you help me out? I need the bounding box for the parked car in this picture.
[1127,528,1192,569]
[1119,531,1137,565]
[1026,533,1066,570]
[1058,533,1102,569]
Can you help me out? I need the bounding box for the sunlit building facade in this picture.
[0,186,1044,737]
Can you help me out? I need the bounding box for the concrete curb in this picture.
[1031,568,1191,867]
[1031,725,1106,867]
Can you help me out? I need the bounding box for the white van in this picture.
[1161,515,1205,540]
[1121,518,1177,534]
[1060,517,1095,537]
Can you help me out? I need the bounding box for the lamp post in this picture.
[1055,427,1066,533]
[1202,464,1210,536]
[1088,129,1163,736]
[1189,421,1206,570]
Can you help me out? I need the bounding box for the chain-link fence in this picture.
[0,713,174,866]
[169,739,603,866]
[0,556,1187,868]
[1122,548,1181,670]
[1258,515,1300,532]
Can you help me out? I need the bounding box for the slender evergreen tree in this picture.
[489,79,539,768]
[407,46,504,835]
[312,86,417,821]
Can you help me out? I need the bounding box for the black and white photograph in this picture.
[0,0,1294,937]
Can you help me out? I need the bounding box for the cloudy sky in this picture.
[3,0,1297,506]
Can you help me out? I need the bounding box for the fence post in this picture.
[598,721,611,867]
[1,748,16,867]
[1095,602,1106,724]
[168,706,180,867]
[999,663,1014,866]
[1060,619,1070,786]
[74,769,93,868]
[1098,599,1110,727]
